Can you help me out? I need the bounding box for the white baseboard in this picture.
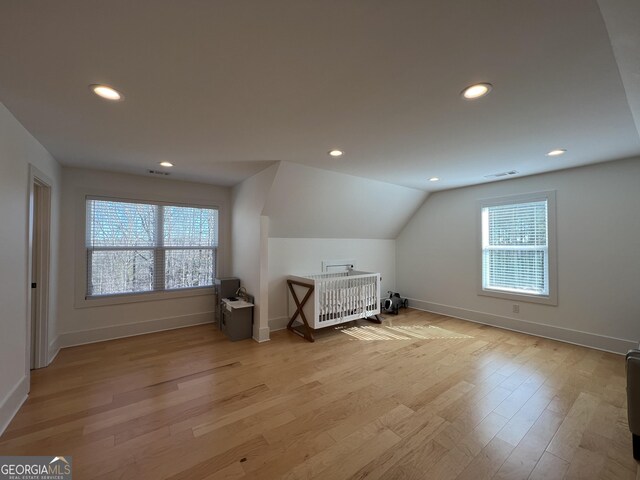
[58,311,215,348]
[0,375,29,436]
[48,335,60,364]
[407,298,636,355]
[269,316,289,333]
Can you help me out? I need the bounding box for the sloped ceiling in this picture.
[0,1,638,190]
[598,0,640,139]
[263,162,428,239]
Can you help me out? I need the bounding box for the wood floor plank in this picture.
[493,408,564,480]
[315,428,401,480]
[545,391,600,462]
[351,416,449,480]
[456,436,515,480]
[0,310,635,480]
[529,451,570,479]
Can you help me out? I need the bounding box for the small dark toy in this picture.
[382,291,408,315]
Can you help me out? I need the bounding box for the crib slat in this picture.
[295,271,380,328]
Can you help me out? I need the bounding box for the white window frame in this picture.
[74,191,225,308]
[477,191,557,305]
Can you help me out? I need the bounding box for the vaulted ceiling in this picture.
[0,0,638,190]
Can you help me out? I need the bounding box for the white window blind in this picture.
[86,198,218,298]
[481,199,549,296]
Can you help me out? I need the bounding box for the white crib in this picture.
[287,271,381,342]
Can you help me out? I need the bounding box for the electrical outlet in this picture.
[512,304,520,314]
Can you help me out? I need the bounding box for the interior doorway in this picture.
[28,166,52,370]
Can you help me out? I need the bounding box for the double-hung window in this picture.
[86,197,218,298]
[479,191,557,305]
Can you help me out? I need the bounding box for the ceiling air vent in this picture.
[484,170,518,179]
[148,169,170,176]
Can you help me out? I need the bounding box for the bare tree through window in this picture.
[86,199,218,297]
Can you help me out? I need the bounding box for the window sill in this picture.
[478,287,557,306]
[75,286,216,309]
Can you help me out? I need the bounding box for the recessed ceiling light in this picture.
[89,84,123,101]
[461,83,492,100]
[429,177,440,182]
[159,161,174,167]
[546,149,567,157]
[328,149,344,157]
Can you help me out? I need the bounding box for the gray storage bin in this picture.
[220,298,254,341]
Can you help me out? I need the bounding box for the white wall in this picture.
[56,168,231,346]
[0,103,62,433]
[268,238,397,330]
[230,164,279,341]
[397,157,640,353]
[263,162,427,239]
[261,161,426,333]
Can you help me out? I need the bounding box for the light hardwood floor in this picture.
[0,309,636,479]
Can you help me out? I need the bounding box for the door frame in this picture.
[26,165,52,373]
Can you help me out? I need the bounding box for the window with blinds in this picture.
[480,193,555,301]
[86,198,218,298]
